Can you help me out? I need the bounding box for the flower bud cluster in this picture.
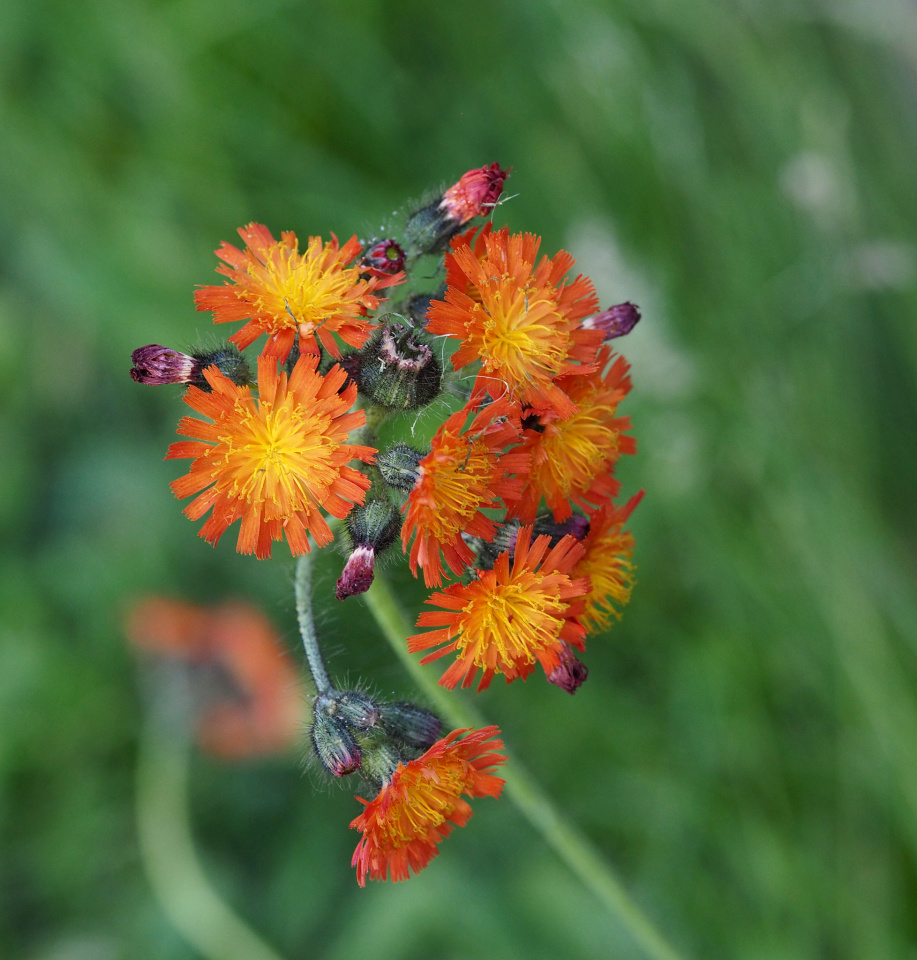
[310,689,442,786]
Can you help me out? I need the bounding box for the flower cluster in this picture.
[130,164,643,884]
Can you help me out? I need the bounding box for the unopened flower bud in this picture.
[581,302,641,340]
[405,291,441,328]
[311,708,362,776]
[336,501,402,600]
[473,520,522,571]
[336,546,376,600]
[130,344,251,390]
[546,642,589,694]
[130,346,197,385]
[356,739,403,787]
[360,239,406,277]
[379,701,443,752]
[377,443,425,493]
[533,513,590,545]
[404,163,509,255]
[441,163,510,224]
[353,323,441,410]
[337,690,381,730]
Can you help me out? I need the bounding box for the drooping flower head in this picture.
[126,597,304,759]
[427,227,603,417]
[574,491,643,633]
[505,348,636,523]
[195,223,403,362]
[168,354,374,559]
[400,398,529,587]
[350,726,506,884]
[408,527,590,691]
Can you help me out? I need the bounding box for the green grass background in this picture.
[2,0,916,957]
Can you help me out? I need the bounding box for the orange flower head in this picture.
[506,348,636,523]
[427,228,603,417]
[126,597,304,759]
[350,726,506,884]
[168,354,374,559]
[401,398,529,587]
[575,491,643,633]
[195,223,403,361]
[408,527,590,691]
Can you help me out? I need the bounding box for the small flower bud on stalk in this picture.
[534,513,590,545]
[379,702,442,752]
[546,642,589,694]
[337,691,381,730]
[404,163,509,255]
[130,344,251,390]
[336,500,403,600]
[377,443,424,493]
[311,706,363,777]
[581,302,641,340]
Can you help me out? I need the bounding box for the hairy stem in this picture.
[295,550,332,693]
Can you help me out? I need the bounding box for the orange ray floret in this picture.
[505,347,636,523]
[195,223,403,362]
[401,398,529,587]
[350,726,506,884]
[426,227,603,417]
[575,491,643,633]
[408,527,590,691]
[167,354,374,559]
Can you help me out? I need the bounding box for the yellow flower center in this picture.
[460,572,566,670]
[246,240,364,333]
[474,280,568,385]
[215,393,337,514]
[537,404,619,497]
[381,760,467,847]
[422,436,497,537]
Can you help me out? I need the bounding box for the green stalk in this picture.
[364,571,687,960]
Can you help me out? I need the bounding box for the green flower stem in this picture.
[295,550,332,694]
[135,694,287,960]
[364,571,687,960]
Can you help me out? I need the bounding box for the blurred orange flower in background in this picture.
[127,598,304,759]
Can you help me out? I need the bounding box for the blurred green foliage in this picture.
[1,0,916,957]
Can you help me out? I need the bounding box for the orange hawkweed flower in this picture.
[408,527,589,691]
[575,491,643,633]
[195,223,402,361]
[350,726,506,884]
[126,598,304,759]
[401,398,529,587]
[505,348,636,523]
[168,354,374,559]
[427,228,603,417]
